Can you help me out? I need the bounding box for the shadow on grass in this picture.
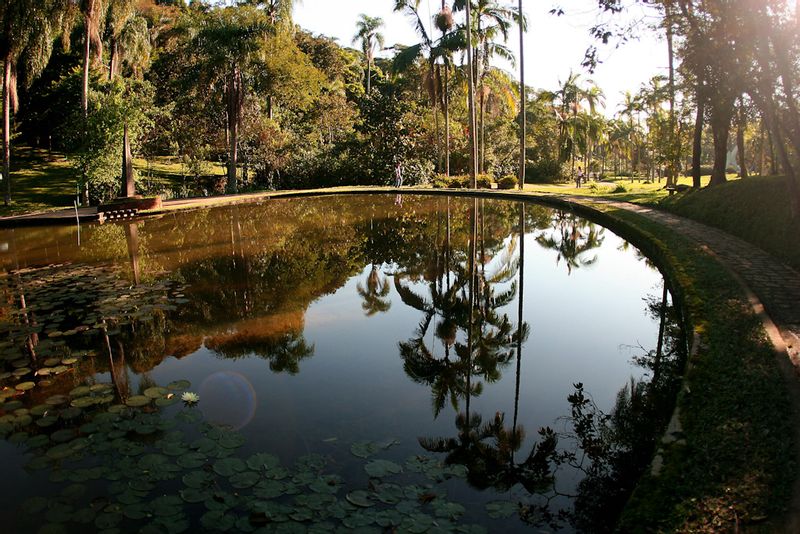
[0,147,75,217]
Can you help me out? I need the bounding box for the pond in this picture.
[0,194,685,533]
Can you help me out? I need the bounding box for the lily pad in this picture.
[246,453,279,472]
[213,457,246,477]
[346,490,374,508]
[485,500,518,519]
[126,395,150,407]
[364,459,402,478]
[144,387,168,399]
[15,381,35,391]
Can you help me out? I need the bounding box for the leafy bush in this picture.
[476,174,493,188]
[525,159,564,183]
[497,175,518,189]
[612,183,627,193]
[448,175,468,188]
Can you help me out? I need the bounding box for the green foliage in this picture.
[525,159,564,184]
[61,76,156,203]
[497,175,518,189]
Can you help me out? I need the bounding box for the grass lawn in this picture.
[659,176,800,271]
[0,148,76,217]
[524,174,719,204]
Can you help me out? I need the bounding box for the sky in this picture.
[293,0,670,116]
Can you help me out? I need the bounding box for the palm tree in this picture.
[195,6,272,194]
[517,0,525,189]
[393,1,463,175]
[0,0,66,205]
[455,0,516,174]
[352,14,385,94]
[107,0,150,81]
[243,0,299,27]
[356,265,391,316]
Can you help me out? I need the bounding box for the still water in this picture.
[0,194,684,533]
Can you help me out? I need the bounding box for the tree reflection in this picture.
[536,211,605,274]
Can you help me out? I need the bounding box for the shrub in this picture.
[612,183,627,193]
[525,159,564,183]
[448,175,468,188]
[498,175,518,189]
[476,174,493,188]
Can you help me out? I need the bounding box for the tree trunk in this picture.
[479,87,485,175]
[226,66,241,194]
[518,0,526,190]
[464,1,478,187]
[709,97,734,186]
[444,66,450,176]
[758,118,765,176]
[109,39,118,81]
[267,95,274,120]
[3,59,11,206]
[768,128,777,175]
[81,19,91,205]
[366,60,371,94]
[737,100,748,179]
[666,2,678,187]
[691,84,704,188]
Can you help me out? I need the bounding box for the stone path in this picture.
[569,196,800,365]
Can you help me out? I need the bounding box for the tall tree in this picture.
[0,0,66,205]
[195,6,272,194]
[352,14,384,94]
[517,0,525,189]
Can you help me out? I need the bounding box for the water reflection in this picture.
[0,195,684,532]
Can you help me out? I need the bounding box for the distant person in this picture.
[394,161,404,188]
[576,166,584,188]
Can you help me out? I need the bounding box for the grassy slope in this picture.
[572,201,797,532]
[658,176,800,272]
[0,148,76,217]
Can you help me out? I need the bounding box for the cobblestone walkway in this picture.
[571,196,800,364]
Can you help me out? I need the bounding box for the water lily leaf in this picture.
[341,510,377,529]
[49,429,76,443]
[177,452,206,469]
[60,483,86,501]
[433,501,466,519]
[45,503,74,523]
[229,471,260,489]
[70,396,95,408]
[72,507,97,524]
[144,387,168,399]
[59,407,82,420]
[167,380,191,391]
[36,524,67,534]
[294,453,326,471]
[95,511,123,530]
[182,470,214,489]
[253,479,285,500]
[200,510,236,531]
[15,381,35,391]
[246,453,279,472]
[218,433,245,449]
[213,457,246,477]
[125,395,150,407]
[373,483,404,505]
[155,396,179,407]
[308,475,342,494]
[21,496,48,514]
[179,488,207,504]
[364,459,402,478]
[485,500,518,519]
[123,502,150,520]
[346,490,374,508]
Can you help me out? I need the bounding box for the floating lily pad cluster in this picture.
[0,264,186,398]
[7,379,499,534]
